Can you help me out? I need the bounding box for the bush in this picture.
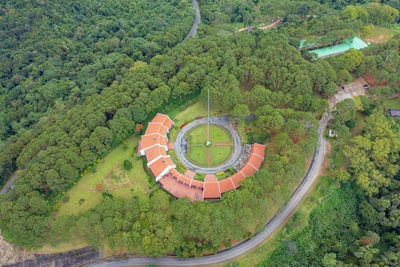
[61,195,70,203]
[345,118,356,129]
[123,159,132,170]
[79,198,85,205]
[91,166,97,173]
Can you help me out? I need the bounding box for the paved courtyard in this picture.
[329,78,367,110]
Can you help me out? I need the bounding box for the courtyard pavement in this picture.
[329,78,367,110]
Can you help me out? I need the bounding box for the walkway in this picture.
[235,19,281,33]
[87,114,330,267]
[174,116,243,174]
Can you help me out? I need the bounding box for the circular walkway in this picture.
[174,116,243,174]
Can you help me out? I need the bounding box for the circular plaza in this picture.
[174,116,243,174]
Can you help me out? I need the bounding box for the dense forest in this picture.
[260,112,400,266]
[0,0,194,150]
[0,0,399,264]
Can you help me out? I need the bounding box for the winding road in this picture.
[87,114,330,267]
[184,0,200,41]
[0,172,18,195]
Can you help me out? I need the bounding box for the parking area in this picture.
[329,78,368,110]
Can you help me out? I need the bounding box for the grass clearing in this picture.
[30,239,88,254]
[57,135,152,216]
[384,97,400,110]
[236,120,257,144]
[365,26,400,43]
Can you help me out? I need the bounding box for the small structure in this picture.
[304,37,368,59]
[329,129,337,137]
[388,109,400,117]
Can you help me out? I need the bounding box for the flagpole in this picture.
[208,89,210,142]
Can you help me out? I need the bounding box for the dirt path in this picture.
[235,19,281,33]
[205,148,212,164]
[213,142,232,146]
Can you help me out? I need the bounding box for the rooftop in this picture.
[145,145,167,164]
[140,134,168,152]
[148,156,175,180]
[203,178,221,199]
[145,122,169,136]
[152,113,174,129]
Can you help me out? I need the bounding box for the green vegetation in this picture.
[259,111,400,266]
[0,0,399,262]
[0,0,194,157]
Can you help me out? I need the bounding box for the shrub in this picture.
[123,159,132,170]
[79,198,85,205]
[61,195,70,203]
[345,119,355,129]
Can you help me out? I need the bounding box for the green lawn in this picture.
[187,124,232,144]
[211,146,233,164]
[185,124,234,166]
[57,135,152,216]
[187,146,207,165]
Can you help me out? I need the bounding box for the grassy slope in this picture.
[57,135,152,216]
[365,26,400,43]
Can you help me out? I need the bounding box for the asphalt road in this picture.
[184,0,200,41]
[87,114,330,267]
[0,172,18,194]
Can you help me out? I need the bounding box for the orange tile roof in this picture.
[203,178,221,199]
[152,113,174,130]
[248,154,263,170]
[140,134,167,151]
[145,122,168,136]
[191,179,204,189]
[252,144,265,158]
[240,163,256,177]
[169,168,181,179]
[219,178,235,193]
[158,174,203,201]
[230,172,245,188]
[145,145,166,164]
[148,156,175,180]
[178,174,192,186]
